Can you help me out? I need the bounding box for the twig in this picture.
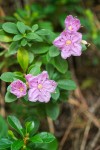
[80,98,100,150]
[0,68,8,117]
[69,98,100,128]
[69,58,88,108]
[59,111,78,150]
[0,42,8,50]
[80,121,91,150]
[47,117,55,134]
[88,129,100,150]
[0,93,6,117]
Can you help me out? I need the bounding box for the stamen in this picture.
[20,87,24,92]
[68,26,72,30]
[38,84,43,89]
[66,40,71,45]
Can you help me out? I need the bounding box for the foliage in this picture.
[0,0,89,149]
[0,116,58,150]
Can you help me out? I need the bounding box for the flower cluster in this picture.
[53,15,83,59]
[10,71,57,103]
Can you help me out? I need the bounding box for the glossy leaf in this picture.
[49,46,60,57]
[25,117,40,135]
[26,32,43,42]
[17,48,29,72]
[30,132,55,143]
[11,140,24,150]
[36,29,50,35]
[0,138,12,149]
[25,121,35,134]
[17,21,26,34]
[51,88,60,101]
[32,24,38,32]
[13,34,23,41]
[7,116,23,137]
[2,22,19,34]
[28,64,41,75]
[5,91,17,103]
[0,72,14,82]
[21,38,27,46]
[8,41,19,55]
[46,102,59,120]
[52,56,68,74]
[30,43,49,54]
[58,79,77,90]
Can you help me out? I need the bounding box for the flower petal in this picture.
[53,35,65,48]
[38,91,51,103]
[38,71,49,83]
[28,88,39,102]
[71,43,82,56]
[43,80,57,93]
[61,49,71,59]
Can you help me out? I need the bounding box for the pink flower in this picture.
[53,31,82,59]
[27,71,57,103]
[25,74,33,88]
[10,80,27,98]
[65,15,81,32]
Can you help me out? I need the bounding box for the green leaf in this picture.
[38,22,53,30]
[0,138,12,149]
[30,132,55,144]
[28,63,41,75]
[36,29,50,35]
[44,31,57,43]
[32,24,38,32]
[0,35,12,42]
[46,102,59,120]
[7,116,23,137]
[5,91,17,103]
[51,88,60,101]
[49,46,60,57]
[0,115,8,138]
[58,79,77,90]
[8,41,19,55]
[30,43,49,54]
[25,121,35,133]
[60,91,69,102]
[13,34,23,41]
[46,64,54,78]
[52,56,68,74]
[0,72,14,82]
[26,33,43,42]
[28,52,34,64]
[11,140,24,150]
[17,21,26,34]
[32,139,58,150]
[25,117,40,135]
[2,22,19,34]
[21,38,27,46]
[17,48,29,72]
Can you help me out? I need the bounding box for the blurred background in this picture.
[0,0,100,150]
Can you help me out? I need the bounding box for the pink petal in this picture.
[38,71,49,83]
[71,44,82,56]
[61,49,71,59]
[28,88,39,102]
[53,35,65,48]
[60,31,71,41]
[71,32,82,43]
[39,91,51,103]
[43,80,57,93]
